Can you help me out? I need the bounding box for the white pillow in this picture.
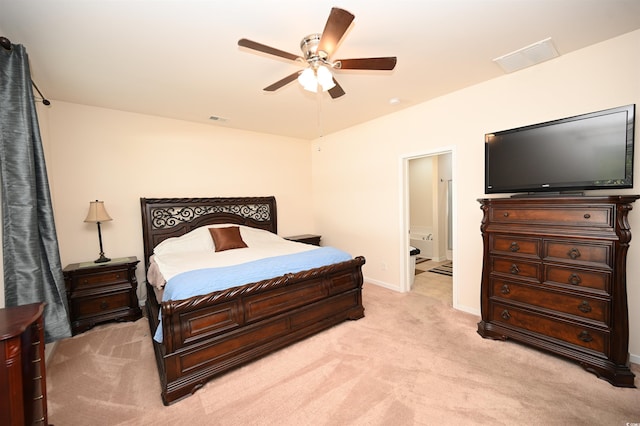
[237,225,283,245]
[153,224,283,255]
[153,226,214,255]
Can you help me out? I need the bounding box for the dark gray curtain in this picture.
[0,43,71,342]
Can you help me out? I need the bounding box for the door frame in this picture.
[399,146,458,307]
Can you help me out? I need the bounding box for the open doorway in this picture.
[400,148,456,306]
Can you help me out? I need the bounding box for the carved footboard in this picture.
[148,256,365,405]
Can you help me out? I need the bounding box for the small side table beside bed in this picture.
[284,234,321,246]
[63,256,141,335]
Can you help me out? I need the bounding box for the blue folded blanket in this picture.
[154,247,352,342]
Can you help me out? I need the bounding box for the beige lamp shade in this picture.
[84,200,112,223]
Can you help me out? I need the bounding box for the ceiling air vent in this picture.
[209,115,228,123]
[493,37,559,73]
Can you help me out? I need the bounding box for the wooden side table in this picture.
[63,256,141,335]
[284,234,321,246]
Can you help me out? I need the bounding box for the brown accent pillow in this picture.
[209,226,248,252]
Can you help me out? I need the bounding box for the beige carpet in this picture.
[46,282,639,425]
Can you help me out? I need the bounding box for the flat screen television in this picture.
[484,104,635,195]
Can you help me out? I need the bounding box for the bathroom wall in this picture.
[409,156,434,257]
[409,154,452,261]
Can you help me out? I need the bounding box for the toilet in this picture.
[409,246,421,287]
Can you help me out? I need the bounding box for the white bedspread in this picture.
[152,226,317,284]
[148,225,352,343]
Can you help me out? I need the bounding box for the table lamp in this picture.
[84,200,112,263]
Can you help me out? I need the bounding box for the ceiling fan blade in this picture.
[336,57,397,70]
[263,71,301,92]
[317,7,355,58]
[238,38,300,62]
[328,78,345,99]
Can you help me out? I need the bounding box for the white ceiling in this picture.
[1,1,640,140]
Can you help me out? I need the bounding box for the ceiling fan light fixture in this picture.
[298,68,317,92]
[316,65,336,91]
[297,65,335,93]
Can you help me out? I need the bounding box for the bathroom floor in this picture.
[412,258,452,305]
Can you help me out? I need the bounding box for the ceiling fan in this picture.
[238,7,397,99]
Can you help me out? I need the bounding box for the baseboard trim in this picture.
[363,277,402,292]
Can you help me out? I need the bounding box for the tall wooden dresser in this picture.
[0,303,48,425]
[477,195,639,387]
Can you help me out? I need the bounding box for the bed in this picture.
[140,196,366,405]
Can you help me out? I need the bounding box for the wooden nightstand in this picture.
[63,256,141,335]
[284,234,321,246]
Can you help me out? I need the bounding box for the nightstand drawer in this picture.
[75,270,128,288]
[72,290,131,318]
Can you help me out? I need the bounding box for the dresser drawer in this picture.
[544,265,610,294]
[74,270,129,288]
[490,257,541,282]
[490,302,607,355]
[490,205,612,228]
[72,290,131,318]
[543,239,612,268]
[490,278,608,324]
[490,235,540,258]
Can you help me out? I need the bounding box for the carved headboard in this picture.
[140,196,277,272]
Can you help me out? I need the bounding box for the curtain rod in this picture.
[1,35,51,105]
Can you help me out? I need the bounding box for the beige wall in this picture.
[311,30,640,360]
[409,156,434,233]
[42,103,314,299]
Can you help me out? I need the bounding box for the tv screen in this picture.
[485,104,635,195]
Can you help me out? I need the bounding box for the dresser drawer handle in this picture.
[509,242,520,252]
[503,212,509,217]
[567,248,581,260]
[501,310,511,320]
[500,284,510,295]
[578,300,592,313]
[568,273,582,286]
[584,213,591,219]
[578,331,593,343]
[100,301,109,310]
[115,274,120,279]
[510,264,520,274]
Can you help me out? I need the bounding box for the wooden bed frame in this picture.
[140,197,366,405]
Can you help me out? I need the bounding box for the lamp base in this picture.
[94,254,111,263]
